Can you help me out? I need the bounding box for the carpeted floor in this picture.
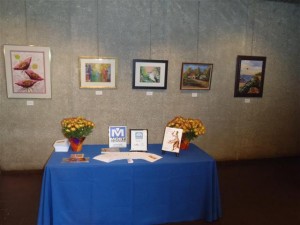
[1,156,299,225]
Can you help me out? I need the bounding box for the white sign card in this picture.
[109,126,127,148]
[130,129,148,151]
[162,127,183,154]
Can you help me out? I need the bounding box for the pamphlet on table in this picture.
[93,152,162,163]
[101,147,120,153]
[62,154,89,163]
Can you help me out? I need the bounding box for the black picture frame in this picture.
[129,129,148,152]
[132,59,168,89]
[234,55,267,97]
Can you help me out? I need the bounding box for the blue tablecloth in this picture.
[37,144,221,225]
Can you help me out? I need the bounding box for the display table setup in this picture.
[37,144,222,225]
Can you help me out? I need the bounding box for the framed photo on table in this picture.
[80,57,117,89]
[234,55,266,97]
[132,59,168,89]
[130,129,148,151]
[162,127,183,156]
[180,62,213,90]
[3,45,51,98]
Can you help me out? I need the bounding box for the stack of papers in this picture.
[53,139,70,152]
[101,147,120,153]
[93,152,162,163]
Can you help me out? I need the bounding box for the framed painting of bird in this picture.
[4,45,51,98]
[132,59,168,89]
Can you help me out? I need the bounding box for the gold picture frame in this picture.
[79,56,117,89]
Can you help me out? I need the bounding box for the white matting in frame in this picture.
[80,57,117,89]
[132,59,168,89]
[4,45,51,99]
[162,127,183,154]
[130,129,148,152]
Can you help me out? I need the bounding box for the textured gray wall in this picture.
[0,0,299,170]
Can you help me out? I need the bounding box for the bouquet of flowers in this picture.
[61,116,95,139]
[167,116,205,141]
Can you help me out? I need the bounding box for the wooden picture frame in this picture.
[180,62,213,90]
[132,59,168,89]
[80,57,117,89]
[3,45,51,98]
[234,55,266,97]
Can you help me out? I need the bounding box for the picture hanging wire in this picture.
[197,1,200,61]
[24,0,28,44]
[149,1,152,60]
[250,1,256,56]
[97,0,100,56]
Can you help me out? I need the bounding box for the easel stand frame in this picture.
[162,150,179,157]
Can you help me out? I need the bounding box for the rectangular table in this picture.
[37,144,221,225]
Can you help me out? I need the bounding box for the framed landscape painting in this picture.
[132,59,168,89]
[80,57,117,89]
[4,45,51,98]
[234,55,266,97]
[180,63,213,90]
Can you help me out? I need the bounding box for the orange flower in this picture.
[167,116,205,141]
[61,116,95,139]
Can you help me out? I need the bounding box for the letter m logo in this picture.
[110,126,126,138]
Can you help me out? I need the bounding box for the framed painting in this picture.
[180,62,213,90]
[234,55,266,97]
[132,59,168,89]
[4,45,51,98]
[80,57,117,89]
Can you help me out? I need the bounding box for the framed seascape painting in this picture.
[132,59,168,89]
[180,63,213,90]
[234,55,266,97]
[4,45,51,98]
[80,57,117,89]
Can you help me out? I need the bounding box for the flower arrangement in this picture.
[167,116,205,141]
[61,116,95,139]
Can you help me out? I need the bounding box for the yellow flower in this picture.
[166,116,205,141]
[61,116,95,139]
